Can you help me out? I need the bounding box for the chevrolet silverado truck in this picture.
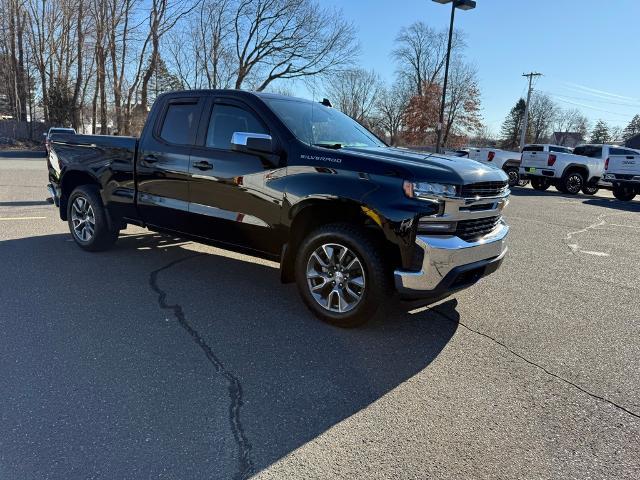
[519,143,638,195]
[602,152,640,201]
[468,147,526,187]
[47,90,510,327]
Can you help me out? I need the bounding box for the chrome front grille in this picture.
[461,181,509,198]
[455,216,502,241]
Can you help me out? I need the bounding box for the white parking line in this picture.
[0,216,47,221]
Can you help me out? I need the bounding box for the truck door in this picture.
[136,96,202,232]
[187,97,284,256]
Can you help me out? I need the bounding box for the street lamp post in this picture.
[432,0,476,153]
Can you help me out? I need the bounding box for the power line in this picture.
[540,90,640,109]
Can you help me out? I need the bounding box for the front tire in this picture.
[612,186,636,202]
[295,223,391,327]
[561,170,585,195]
[67,185,118,251]
[531,177,550,191]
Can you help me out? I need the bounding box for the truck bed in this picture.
[49,133,139,220]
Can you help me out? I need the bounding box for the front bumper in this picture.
[394,221,509,301]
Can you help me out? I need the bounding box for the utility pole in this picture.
[519,72,542,151]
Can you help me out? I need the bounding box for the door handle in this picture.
[142,155,159,164]
[193,160,213,171]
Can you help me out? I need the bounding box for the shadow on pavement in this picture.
[582,197,640,212]
[0,200,51,207]
[0,231,459,479]
[0,150,45,159]
[511,187,640,211]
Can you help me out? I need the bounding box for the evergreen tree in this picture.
[148,57,183,105]
[622,114,640,140]
[590,120,610,143]
[499,98,526,149]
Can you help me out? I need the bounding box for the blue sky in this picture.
[316,0,640,133]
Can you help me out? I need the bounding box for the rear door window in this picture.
[159,101,200,145]
[573,146,603,158]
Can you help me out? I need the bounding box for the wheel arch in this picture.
[280,199,400,283]
[59,170,102,221]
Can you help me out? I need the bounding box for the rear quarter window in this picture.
[159,102,199,145]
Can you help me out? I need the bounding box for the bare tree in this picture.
[233,0,357,91]
[442,60,482,147]
[392,21,464,96]
[324,69,380,125]
[375,81,409,146]
[554,108,590,144]
[527,93,557,143]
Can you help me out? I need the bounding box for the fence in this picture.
[0,120,51,142]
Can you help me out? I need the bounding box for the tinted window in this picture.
[573,145,603,158]
[611,147,637,155]
[160,102,199,145]
[50,128,75,134]
[206,104,268,149]
[549,146,572,153]
[523,145,544,152]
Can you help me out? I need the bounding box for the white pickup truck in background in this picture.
[519,144,639,195]
[602,152,640,201]
[468,147,525,187]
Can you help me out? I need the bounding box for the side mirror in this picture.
[231,132,274,155]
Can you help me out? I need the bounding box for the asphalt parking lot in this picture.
[1,151,639,480]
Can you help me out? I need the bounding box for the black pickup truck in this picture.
[47,90,510,327]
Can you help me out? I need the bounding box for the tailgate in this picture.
[607,154,640,174]
[521,151,548,168]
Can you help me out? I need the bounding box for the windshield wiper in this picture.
[312,143,343,150]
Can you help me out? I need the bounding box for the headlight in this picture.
[403,181,458,200]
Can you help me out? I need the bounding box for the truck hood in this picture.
[343,146,508,184]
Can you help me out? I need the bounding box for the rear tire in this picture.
[582,184,599,195]
[67,185,118,251]
[504,167,520,188]
[295,223,391,328]
[561,170,585,195]
[531,177,550,191]
[612,186,636,202]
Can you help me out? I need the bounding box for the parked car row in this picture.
[462,142,639,202]
[520,143,640,198]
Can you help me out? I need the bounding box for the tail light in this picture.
[547,154,557,167]
[604,158,609,170]
[487,151,495,161]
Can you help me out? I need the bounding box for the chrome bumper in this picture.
[394,221,509,299]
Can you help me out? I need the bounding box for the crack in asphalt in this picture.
[149,254,255,480]
[432,306,640,421]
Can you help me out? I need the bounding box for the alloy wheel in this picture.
[566,174,583,194]
[71,196,96,242]
[306,243,365,313]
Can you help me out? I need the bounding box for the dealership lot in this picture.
[1,151,639,479]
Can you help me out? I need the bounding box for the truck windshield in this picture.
[264,98,385,148]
